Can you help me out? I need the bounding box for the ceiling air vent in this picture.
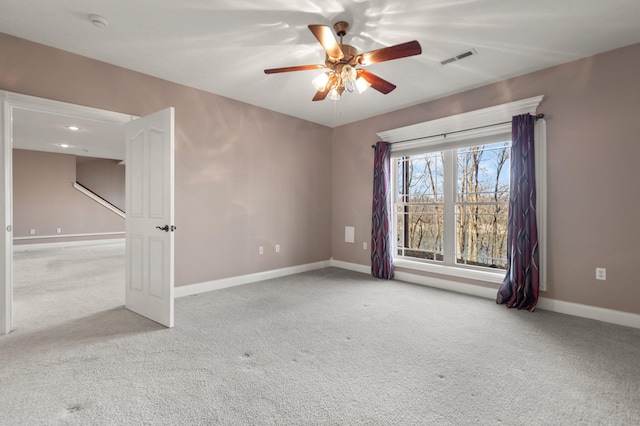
[440,48,477,66]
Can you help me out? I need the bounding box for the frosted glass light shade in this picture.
[312,73,330,91]
[356,76,371,94]
[341,65,357,83]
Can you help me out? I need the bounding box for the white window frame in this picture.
[377,96,546,289]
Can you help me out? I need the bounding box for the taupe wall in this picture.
[0,32,332,287]
[332,42,640,315]
[13,149,124,242]
[2,31,639,316]
[76,157,125,211]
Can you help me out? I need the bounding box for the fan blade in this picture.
[312,88,330,102]
[357,40,422,66]
[264,64,325,74]
[357,70,396,94]
[308,25,344,60]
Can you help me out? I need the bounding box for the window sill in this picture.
[394,258,504,285]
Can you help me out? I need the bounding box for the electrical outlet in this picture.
[30,229,35,235]
[259,246,264,255]
[596,268,606,281]
[363,242,368,250]
[56,228,62,234]
[275,244,280,253]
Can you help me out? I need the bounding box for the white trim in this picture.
[536,297,640,330]
[329,258,371,274]
[14,231,125,241]
[2,91,136,124]
[377,95,544,143]
[392,269,640,329]
[174,260,332,298]
[535,119,548,291]
[389,125,512,155]
[73,182,126,218]
[442,149,456,265]
[394,259,504,284]
[13,238,125,252]
[0,95,12,334]
[394,270,498,299]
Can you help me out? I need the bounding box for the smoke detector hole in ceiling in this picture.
[88,14,109,28]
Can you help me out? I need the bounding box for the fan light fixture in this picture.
[312,66,371,100]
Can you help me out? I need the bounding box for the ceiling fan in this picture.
[264,21,422,101]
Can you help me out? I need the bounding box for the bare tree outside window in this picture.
[456,142,510,268]
[395,140,510,270]
[396,152,444,261]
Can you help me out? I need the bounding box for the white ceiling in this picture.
[2,0,640,156]
[12,107,126,160]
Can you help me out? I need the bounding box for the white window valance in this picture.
[377,95,544,153]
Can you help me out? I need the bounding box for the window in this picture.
[377,96,546,286]
[394,138,511,270]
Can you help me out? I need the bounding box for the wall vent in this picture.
[440,48,477,66]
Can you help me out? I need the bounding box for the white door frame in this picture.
[0,90,137,335]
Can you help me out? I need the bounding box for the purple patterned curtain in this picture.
[371,141,394,279]
[497,114,539,311]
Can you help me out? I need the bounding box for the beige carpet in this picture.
[1,242,640,425]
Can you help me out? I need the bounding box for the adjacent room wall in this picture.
[331,42,640,315]
[12,149,124,244]
[0,32,333,286]
[76,157,125,211]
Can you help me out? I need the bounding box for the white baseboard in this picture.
[13,237,125,252]
[394,268,640,329]
[393,270,498,299]
[13,232,125,241]
[329,258,370,274]
[175,260,332,298]
[173,256,640,330]
[536,297,640,329]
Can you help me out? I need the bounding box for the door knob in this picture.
[156,225,169,232]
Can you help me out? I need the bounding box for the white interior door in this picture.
[125,107,175,327]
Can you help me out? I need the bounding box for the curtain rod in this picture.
[371,113,545,148]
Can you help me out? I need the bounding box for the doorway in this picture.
[1,91,175,334]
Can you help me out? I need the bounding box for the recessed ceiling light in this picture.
[59,144,69,148]
[66,125,80,131]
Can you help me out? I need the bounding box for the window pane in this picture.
[457,142,510,201]
[456,204,508,268]
[396,152,444,262]
[455,141,511,269]
[397,153,443,203]
[396,205,444,262]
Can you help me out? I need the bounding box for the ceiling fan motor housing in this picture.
[326,44,358,71]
